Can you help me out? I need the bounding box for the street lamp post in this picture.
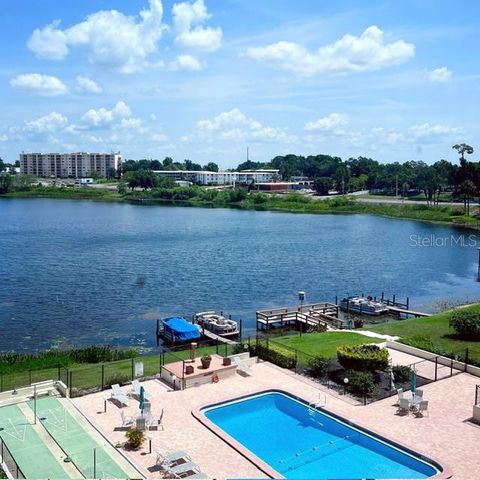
[298,291,305,336]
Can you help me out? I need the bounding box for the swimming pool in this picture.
[202,391,442,479]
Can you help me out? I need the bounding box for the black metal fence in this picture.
[0,339,245,398]
[0,436,25,479]
[253,334,465,405]
[475,384,480,406]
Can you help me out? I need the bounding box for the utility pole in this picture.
[395,175,399,198]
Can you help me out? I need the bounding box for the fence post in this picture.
[69,370,72,390]
[29,370,32,386]
[101,365,105,390]
[57,364,61,381]
[465,348,469,371]
[0,373,3,393]
[434,357,438,381]
[131,358,135,380]
[224,343,227,358]
[215,339,219,355]
[450,358,453,377]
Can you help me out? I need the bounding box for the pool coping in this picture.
[192,387,453,479]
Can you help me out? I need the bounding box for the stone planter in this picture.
[185,365,194,375]
[223,357,232,366]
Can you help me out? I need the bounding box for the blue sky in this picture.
[0,0,478,168]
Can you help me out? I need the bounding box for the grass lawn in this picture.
[366,304,480,363]
[272,331,383,360]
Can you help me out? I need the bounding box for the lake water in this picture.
[0,198,479,352]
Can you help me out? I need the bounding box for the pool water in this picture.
[203,391,440,479]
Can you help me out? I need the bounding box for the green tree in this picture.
[313,177,331,195]
[459,180,477,215]
[452,143,474,165]
[0,158,6,172]
[204,162,219,172]
[117,182,127,194]
[107,167,117,179]
[0,173,13,193]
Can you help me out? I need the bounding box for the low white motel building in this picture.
[152,169,279,185]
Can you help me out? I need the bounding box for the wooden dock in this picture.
[256,302,343,331]
[387,306,431,318]
[201,329,238,344]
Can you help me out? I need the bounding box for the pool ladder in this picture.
[308,394,326,426]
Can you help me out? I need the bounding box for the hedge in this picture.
[252,342,297,369]
[449,310,480,340]
[337,344,389,372]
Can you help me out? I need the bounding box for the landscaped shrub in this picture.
[392,365,412,383]
[349,371,376,396]
[449,310,480,340]
[306,355,330,379]
[251,343,296,369]
[337,344,389,372]
[125,428,145,450]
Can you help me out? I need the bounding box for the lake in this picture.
[0,198,479,352]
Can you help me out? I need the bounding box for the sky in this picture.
[0,0,479,168]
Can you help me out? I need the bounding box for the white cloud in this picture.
[0,134,8,142]
[194,108,296,143]
[81,101,132,127]
[10,73,68,96]
[27,0,166,73]
[427,67,452,83]
[410,123,461,139]
[245,26,415,76]
[170,54,202,70]
[24,112,69,135]
[172,0,222,52]
[305,113,349,132]
[76,76,102,93]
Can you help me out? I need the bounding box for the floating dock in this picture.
[256,302,342,332]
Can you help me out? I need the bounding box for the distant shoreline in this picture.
[2,187,479,229]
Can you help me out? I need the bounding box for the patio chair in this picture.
[111,384,130,407]
[120,410,134,427]
[415,389,424,399]
[131,379,152,401]
[148,409,164,430]
[232,355,252,376]
[396,388,404,405]
[165,461,200,478]
[156,450,191,468]
[415,400,429,417]
[397,398,410,415]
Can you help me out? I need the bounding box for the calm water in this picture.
[0,198,479,352]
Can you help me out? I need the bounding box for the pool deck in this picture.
[73,351,480,480]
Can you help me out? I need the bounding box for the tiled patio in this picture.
[72,355,480,480]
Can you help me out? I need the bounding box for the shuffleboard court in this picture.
[0,403,73,479]
[31,396,130,479]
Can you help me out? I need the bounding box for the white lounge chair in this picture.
[120,410,134,427]
[156,450,191,468]
[397,398,410,415]
[111,384,130,407]
[131,379,152,401]
[415,389,424,399]
[165,461,199,478]
[232,355,252,376]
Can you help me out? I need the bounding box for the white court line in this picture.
[0,418,27,442]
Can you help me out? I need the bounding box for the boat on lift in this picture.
[339,296,389,316]
[193,311,239,337]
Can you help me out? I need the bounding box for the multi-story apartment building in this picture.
[19,152,122,178]
[152,169,279,185]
